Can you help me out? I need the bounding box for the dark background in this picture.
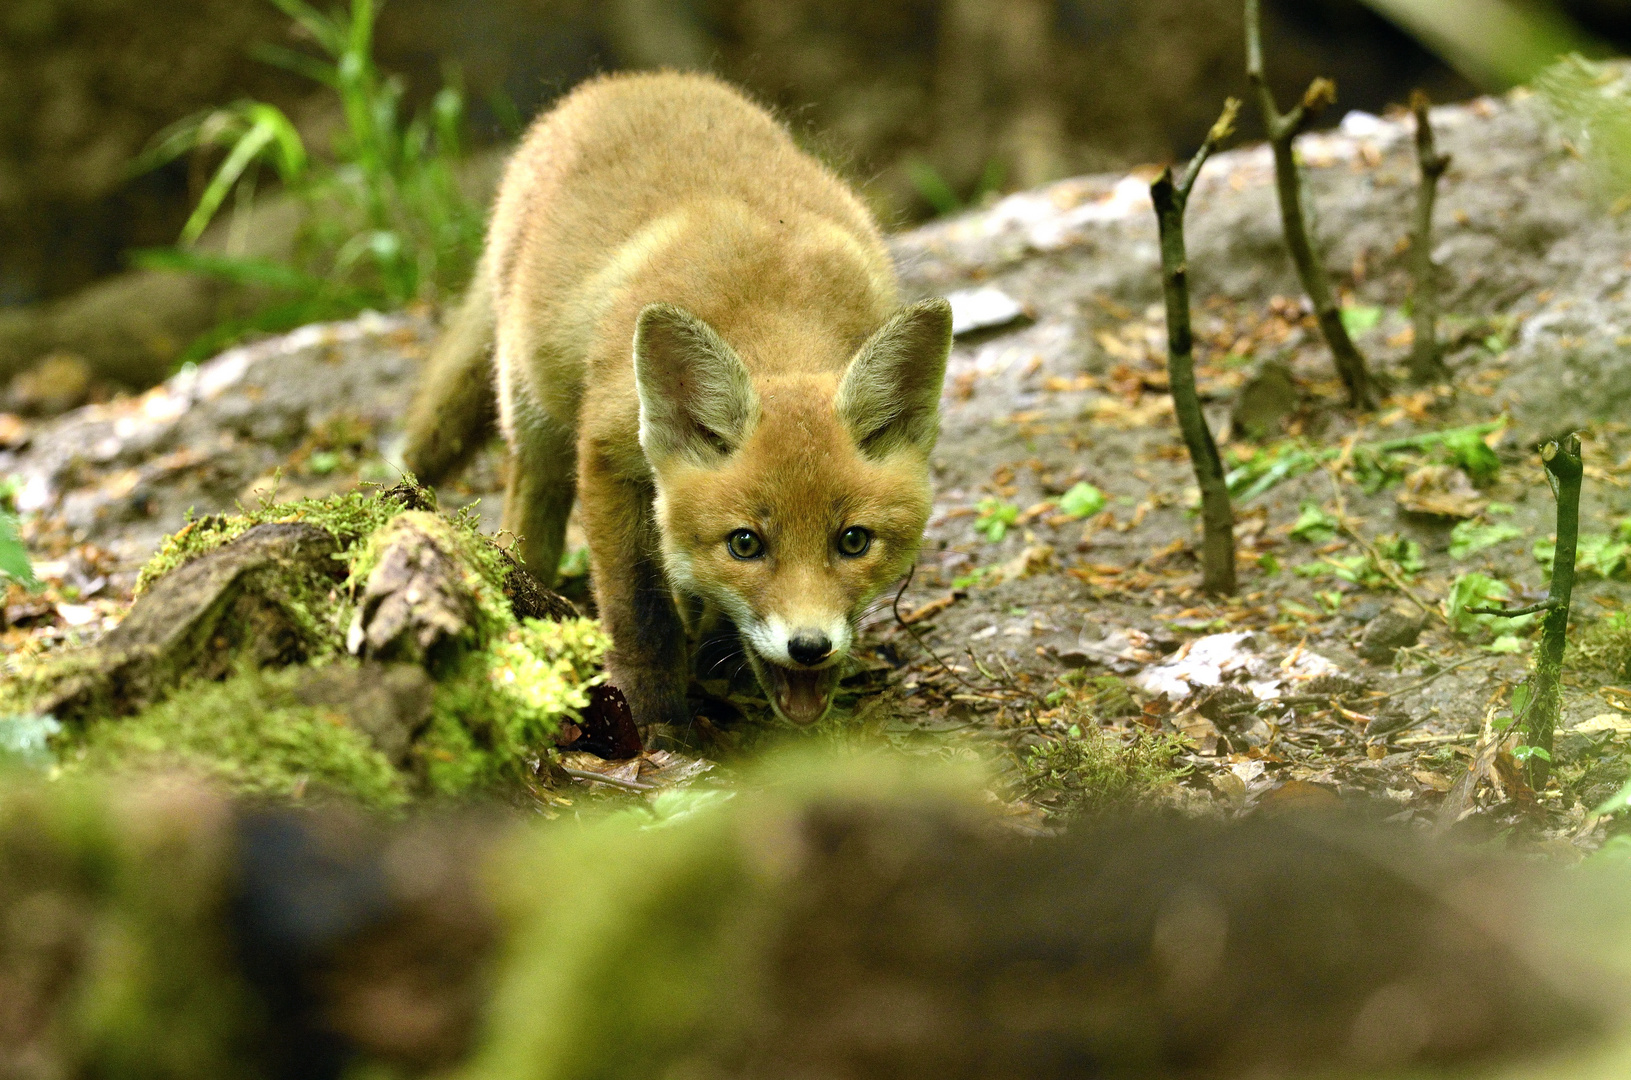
[3,0,1628,310]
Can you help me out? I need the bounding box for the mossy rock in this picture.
[11,482,607,807]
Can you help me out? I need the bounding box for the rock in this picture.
[39,522,345,721]
[1358,610,1428,664]
[6,352,94,416]
[347,514,481,667]
[1194,684,1256,726]
[293,662,436,766]
[1229,359,1296,440]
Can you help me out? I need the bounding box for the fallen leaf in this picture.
[1396,465,1487,519]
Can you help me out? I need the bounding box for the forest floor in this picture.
[4,89,1630,844]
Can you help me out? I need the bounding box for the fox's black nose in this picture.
[788,631,832,666]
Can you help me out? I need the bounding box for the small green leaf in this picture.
[1512,744,1551,763]
[1537,534,1631,580]
[1439,428,1501,484]
[1449,520,1524,559]
[1445,572,1535,636]
[1257,552,1281,575]
[1056,482,1107,520]
[1289,502,1339,544]
[974,498,1020,543]
[307,450,341,476]
[1340,304,1384,336]
[953,565,996,589]
[0,512,37,590]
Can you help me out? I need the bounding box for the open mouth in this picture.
[756,658,841,725]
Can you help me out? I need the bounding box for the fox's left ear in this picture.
[836,298,953,458]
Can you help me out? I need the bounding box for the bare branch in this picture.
[1150,99,1241,595]
[1243,0,1376,409]
[1408,89,1453,383]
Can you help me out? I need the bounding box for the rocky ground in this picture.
[4,88,1630,841]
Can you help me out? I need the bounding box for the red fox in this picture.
[402,72,951,727]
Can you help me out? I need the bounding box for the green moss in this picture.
[134,486,416,595]
[70,667,409,810]
[465,748,987,1080]
[419,618,610,797]
[1017,721,1185,818]
[0,778,259,1078]
[57,485,612,808]
[1576,612,1631,682]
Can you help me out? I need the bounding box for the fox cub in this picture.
[402,72,951,727]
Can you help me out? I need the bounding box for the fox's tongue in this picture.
[777,668,827,724]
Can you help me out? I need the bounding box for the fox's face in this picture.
[634,300,952,724]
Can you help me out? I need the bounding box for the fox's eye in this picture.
[727,529,765,560]
[837,526,871,557]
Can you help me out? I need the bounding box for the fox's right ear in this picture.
[633,303,760,468]
[836,298,953,459]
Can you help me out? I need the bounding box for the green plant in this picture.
[1535,532,1629,581]
[1056,482,1107,520]
[1017,723,1183,817]
[1575,612,1631,681]
[1289,501,1339,543]
[1537,54,1631,211]
[904,156,1006,217]
[973,498,1020,543]
[1444,571,1537,637]
[130,0,483,364]
[1449,519,1524,559]
[0,511,36,590]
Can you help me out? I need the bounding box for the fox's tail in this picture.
[401,265,498,486]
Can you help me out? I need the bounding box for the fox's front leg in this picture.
[578,454,691,728]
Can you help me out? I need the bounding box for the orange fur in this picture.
[402,71,950,726]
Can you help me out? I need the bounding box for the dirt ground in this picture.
[4,88,1630,842]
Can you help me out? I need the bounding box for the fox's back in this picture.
[488,71,898,410]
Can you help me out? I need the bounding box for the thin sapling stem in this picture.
[1150,98,1241,596]
[1245,0,1376,409]
[1408,90,1452,383]
[1470,435,1583,788]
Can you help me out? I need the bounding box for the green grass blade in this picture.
[264,0,347,57]
[250,42,340,87]
[179,121,277,245]
[0,512,38,591]
[129,248,329,293]
[244,103,308,180]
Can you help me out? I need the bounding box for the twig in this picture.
[560,767,654,792]
[891,567,1009,698]
[1407,90,1452,383]
[1322,466,1443,622]
[1150,98,1241,596]
[1464,601,1561,618]
[1524,434,1584,787]
[1244,0,1376,409]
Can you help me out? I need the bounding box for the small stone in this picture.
[1230,360,1296,440]
[7,352,93,416]
[1358,610,1426,663]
